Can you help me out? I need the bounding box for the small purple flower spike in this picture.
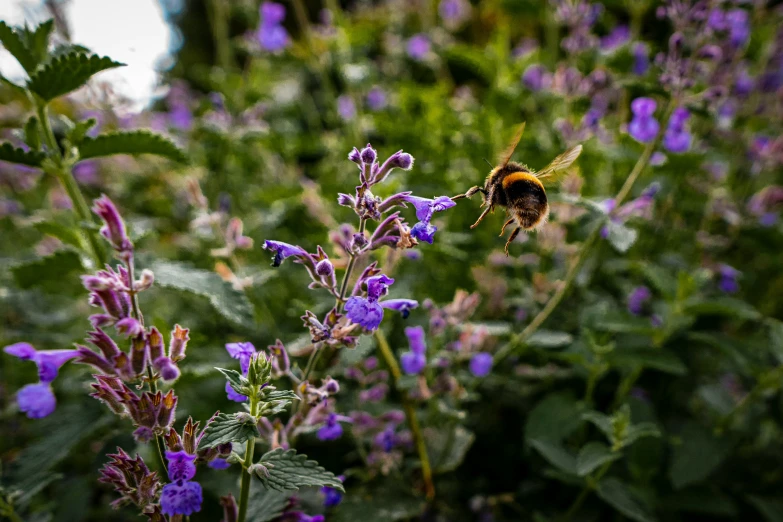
[663,107,692,153]
[401,352,426,374]
[470,353,493,377]
[92,195,133,255]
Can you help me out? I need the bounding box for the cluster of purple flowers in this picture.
[257,2,290,52]
[663,107,692,153]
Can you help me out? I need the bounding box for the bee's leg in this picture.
[499,218,515,237]
[504,227,522,256]
[452,186,486,201]
[470,205,493,229]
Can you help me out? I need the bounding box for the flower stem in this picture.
[495,102,672,362]
[237,388,260,522]
[208,0,233,70]
[35,101,105,266]
[559,459,613,522]
[374,329,435,500]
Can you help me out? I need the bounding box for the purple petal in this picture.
[35,350,80,383]
[160,480,203,516]
[262,240,307,267]
[166,451,197,481]
[345,297,384,330]
[404,326,427,354]
[380,299,419,319]
[17,382,56,419]
[4,342,37,360]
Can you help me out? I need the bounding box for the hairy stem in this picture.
[237,388,260,522]
[35,102,105,266]
[374,329,435,500]
[495,102,672,362]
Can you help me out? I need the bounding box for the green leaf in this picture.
[11,250,84,293]
[66,118,98,145]
[582,411,614,441]
[27,51,124,101]
[576,442,621,476]
[625,423,661,447]
[254,448,344,492]
[596,478,656,522]
[262,389,300,402]
[605,220,638,253]
[150,260,254,327]
[0,20,36,72]
[78,130,188,163]
[607,348,687,375]
[24,116,41,150]
[247,484,290,522]
[527,330,574,349]
[215,367,248,395]
[668,422,731,490]
[682,297,761,321]
[329,480,426,522]
[33,221,85,250]
[525,393,584,444]
[529,439,577,475]
[770,319,783,365]
[0,142,45,167]
[747,496,783,522]
[198,412,260,450]
[426,425,475,473]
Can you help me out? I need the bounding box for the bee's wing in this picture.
[535,145,583,184]
[498,122,526,167]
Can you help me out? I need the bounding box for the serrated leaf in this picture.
[27,51,124,101]
[247,484,290,522]
[216,367,248,395]
[597,478,656,522]
[67,118,98,145]
[527,330,573,349]
[0,142,45,167]
[255,448,344,492]
[33,221,85,250]
[529,439,577,475]
[605,220,638,253]
[78,130,188,163]
[576,442,621,476]
[11,250,84,293]
[150,260,254,327]
[525,393,584,444]
[262,389,299,402]
[198,413,260,450]
[668,422,731,490]
[0,20,37,72]
[21,20,55,71]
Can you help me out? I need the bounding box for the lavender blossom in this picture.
[522,65,552,92]
[628,97,659,143]
[367,86,388,111]
[257,2,290,52]
[663,107,692,153]
[263,240,308,267]
[627,286,651,315]
[633,43,650,75]
[345,275,413,331]
[600,25,629,51]
[717,264,740,293]
[407,34,431,61]
[16,383,57,418]
[469,353,493,377]
[317,412,351,441]
[160,450,202,516]
[92,195,133,256]
[439,0,470,28]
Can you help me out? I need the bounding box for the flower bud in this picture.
[131,335,149,376]
[116,317,143,338]
[157,390,178,428]
[247,353,272,387]
[148,327,165,362]
[154,356,180,381]
[352,233,368,250]
[248,463,270,478]
[315,258,334,277]
[323,377,340,394]
[92,195,133,256]
[360,144,377,165]
[348,147,361,164]
[135,269,155,292]
[168,324,190,361]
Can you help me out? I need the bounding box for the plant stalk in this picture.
[374,329,435,500]
[559,460,613,522]
[237,388,260,522]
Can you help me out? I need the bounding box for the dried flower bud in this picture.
[169,324,190,361]
[131,336,149,376]
[135,269,155,291]
[148,327,165,362]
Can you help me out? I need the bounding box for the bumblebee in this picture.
[452,123,583,255]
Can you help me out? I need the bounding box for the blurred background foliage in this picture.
[2,0,783,521]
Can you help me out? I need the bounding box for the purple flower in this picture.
[469,353,493,377]
[166,451,197,481]
[226,342,257,374]
[633,43,649,75]
[263,240,307,267]
[258,2,289,52]
[261,1,286,24]
[92,195,132,255]
[600,25,629,51]
[663,107,692,153]
[402,195,456,243]
[439,0,470,26]
[283,513,325,522]
[628,97,659,143]
[367,86,387,111]
[225,381,247,402]
[337,95,356,121]
[169,105,193,131]
[208,458,231,470]
[718,265,740,294]
[627,286,651,315]
[4,343,79,383]
[726,9,749,47]
[367,274,394,300]
[401,352,426,374]
[522,64,551,92]
[345,297,384,330]
[411,221,437,244]
[317,413,351,441]
[380,299,419,319]
[16,383,56,419]
[322,485,343,507]
[73,160,99,185]
[160,480,202,516]
[407,34,431,61]
[405,326,426,354]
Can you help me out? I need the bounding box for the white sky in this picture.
[0,0,172,109]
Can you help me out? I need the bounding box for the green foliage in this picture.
[78,130,189,163]
[33,221,85,250]
[596,478,656,522]
[576,442,621,476]
[668,422,732,490]
[253,449,344,492]
[426,425,475,473]
[150,260,255,327]
[198,412,260,449]
[27,51,124,101]
[0,20,53,73]
[11,250,84,294]
[0,142,45,167]
[329,480,426,522]
[246,485,290,522]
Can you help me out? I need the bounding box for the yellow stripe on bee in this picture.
[502,171,543,189]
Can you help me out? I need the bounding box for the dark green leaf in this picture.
[215,367,247,395]
[527,330,574,349]
[78,130,188,163]
[747,496,783,522]
[662,489,738,517]
[426,425,475,473]
[66,118,98,145]
[625,423,662,446]
[0,142,45,167]
[607,348,687,375]
[529,439,577,474]
[0,20,37,72]
[767,319,783,365]
[682,297,761,321]
[576,442,620,476]
[582,411,614,441]
[27,51,124,101]
[254,448,344,492]
[525,393,584,444]
[329,480,426,522]
[668,422,731,490]
[150,260,254,327]
[247,484,290,522]
[11,250,84,293]
[597,478,656,522]
[262,389,300,402]
[21,20,55,71]
[33,221,85,250]
[605,220,638,253]
[198,413,260,450]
